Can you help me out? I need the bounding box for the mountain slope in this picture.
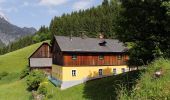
[0,39,5,48]
[0,17,36,45]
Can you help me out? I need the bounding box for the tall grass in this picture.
[119,58,170,100]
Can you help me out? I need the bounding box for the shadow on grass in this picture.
[83,70,144,100]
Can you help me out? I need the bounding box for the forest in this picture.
[0,0,170,66]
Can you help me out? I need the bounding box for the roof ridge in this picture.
[54,35,119,41]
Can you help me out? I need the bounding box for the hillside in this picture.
[49,0,120,38]
[0,42,44,100]
[119,58,170,99]
[0,39,5,48]
[0,42,44,73]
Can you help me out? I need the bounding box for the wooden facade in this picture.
[29,43,52,74]
[52,41,129,66]
[30,43,52,58]
[63,53,128,66]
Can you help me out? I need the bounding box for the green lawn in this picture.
[0,42,44,73]
[0,42,44,100]
[44,70,140,100]
[0,79,31,100]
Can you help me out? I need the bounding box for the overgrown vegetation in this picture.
[116,0,170,65]
[26,70,45,91]
[0,72,8,80]
[20,66,30,79]
[119,58,170,99]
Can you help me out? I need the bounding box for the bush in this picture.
[38,84,47,96]
[26,70,45,91]
[0,71,8,79]
[20,67,30,79]
[47,94,53,99]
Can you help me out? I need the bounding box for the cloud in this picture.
[73,0,94,10]
[39,0,68,6]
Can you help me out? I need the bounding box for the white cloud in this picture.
[73,0,94,10]
[39,0,68,6]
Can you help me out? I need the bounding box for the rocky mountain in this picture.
[0,15,36,45]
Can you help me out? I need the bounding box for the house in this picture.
[51,35,129,89]
[29,42,52,74]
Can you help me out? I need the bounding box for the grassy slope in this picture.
[0,42,44,73]
[0,42,44,100]
[119,58,170,99]
[44,70,140,100]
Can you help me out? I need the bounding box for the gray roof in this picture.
[54,36,127,53]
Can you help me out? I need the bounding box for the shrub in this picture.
[47,94,53,99]
[20,67,30,79]
[38,84,47,96]
[0,71,8,79]
[26,70,45,91]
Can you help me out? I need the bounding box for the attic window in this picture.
[99,40,107,46]
[99,55,104,60]
[72,55,77,60]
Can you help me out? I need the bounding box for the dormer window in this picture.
[72,55,77,60]
[99,40,107,46]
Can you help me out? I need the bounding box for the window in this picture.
[113,68,117,75]
[99,55,104,60]
[99,69,103,76]
[72,55,77,60]
[121,68,126,73]
[72,70,76,76]
[118,55,122,60]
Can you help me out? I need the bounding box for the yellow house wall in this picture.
[52,65,63,80]
[52,65,128,81]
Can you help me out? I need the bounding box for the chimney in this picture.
[98,33,107,46]
[80,31,87,39]
[99,33,104,39]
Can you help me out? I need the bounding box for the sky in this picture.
[0,0,103,30]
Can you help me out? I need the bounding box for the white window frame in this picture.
[99,69,103,76]
[113,68,117,75]
[72,55,77,60]
[72,70,76,76]
[121,68,126,73]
